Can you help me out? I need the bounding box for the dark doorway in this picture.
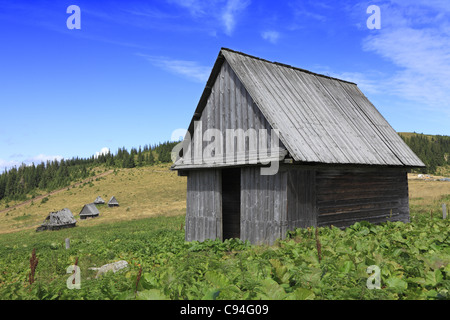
[222,168,241,240]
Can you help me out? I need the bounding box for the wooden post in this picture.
[65,238,70,250]
[443,204,447,220]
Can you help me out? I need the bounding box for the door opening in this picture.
[222,168,241,240]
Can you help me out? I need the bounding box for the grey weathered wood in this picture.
[177,60,287,168]
[443,203,447,219]
[185,170,221,242]
[65,238,70,250]
[315,75,388,165]
[315,168,409,227]
[239,167,288,245]
[174,48,425,246]
[286,167,317,230]
[216,49,425,167]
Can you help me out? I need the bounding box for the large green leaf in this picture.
[425,269,443,287]
[287,287,315,300]
[386,277,408,293]
[269,259,290,284]
[256,278,287,300]
[205,270,230,288]
[339,260,354,274]
[201,288,221,300]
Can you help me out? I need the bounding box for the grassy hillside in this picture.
[0,141,178,203]
[0,164,186,235]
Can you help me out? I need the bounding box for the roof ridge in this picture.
[220,47,357,85]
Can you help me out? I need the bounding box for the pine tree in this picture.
[148,151,155,165]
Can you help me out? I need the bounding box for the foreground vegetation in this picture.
[0,145,448,300]
[0,202,449,300]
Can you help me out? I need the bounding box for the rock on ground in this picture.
[89,260,129,278]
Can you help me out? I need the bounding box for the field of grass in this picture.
[0,166,449,300]
[0,164,186,234]
[408,173,450,217]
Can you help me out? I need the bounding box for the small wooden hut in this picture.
[94,196,105,205]
[36,208,77,232]
[108,196,119,207]
[79,203,100,219]
[171,48,425,245]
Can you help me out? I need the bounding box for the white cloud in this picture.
[222,0,251,35]
[168,0,250,36]
[94,147,110,158]
[0,159,21,173]
[137,53,210,83]
[166,0,208,17]
[359,1,450,112]
[261,30,280,44]
[0,154,63,173]
[26,154,64,164]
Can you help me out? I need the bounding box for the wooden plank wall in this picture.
[186,60,286,165]
[185,169,222,242]
[286,168,317,230]
[315,168,409,228]
[240,167,287,245]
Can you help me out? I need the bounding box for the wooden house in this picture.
[94,196,105,205]
[79,203,100,219]
[36,208,77,232]
[171,48,425,245]
[108,196,119,207]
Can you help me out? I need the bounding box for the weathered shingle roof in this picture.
[108,196,119,205]
[79,203,100,217]
[94,196,105,204]
[41,208,77,227]
[179,48,425,168]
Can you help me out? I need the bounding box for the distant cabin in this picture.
[108,196,119,207]
[171,48,425,245]
[79,203,100,219]
[36,208,77,232]
[94,196,105,205]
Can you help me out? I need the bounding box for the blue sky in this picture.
[1,0,449,172]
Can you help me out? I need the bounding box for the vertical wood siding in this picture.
[182,60,286,166]
[240,167,287,245]
[185,170,222,242]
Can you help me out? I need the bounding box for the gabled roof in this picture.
[177,48,425,168]
[108,196,119,205]
[79,203,100,217]
[94,196,105,204]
